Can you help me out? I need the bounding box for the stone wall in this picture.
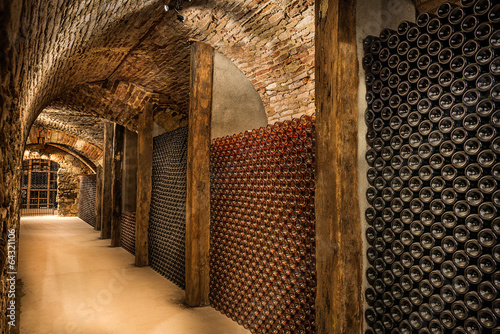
[0,2,23,331]
[56,170,80,217]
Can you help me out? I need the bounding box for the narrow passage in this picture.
[18,217,249,334]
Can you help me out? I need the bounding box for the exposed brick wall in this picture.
[113,0,316,123]
[26,125,103,164]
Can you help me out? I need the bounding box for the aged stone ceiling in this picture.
[26,125,103,163]
[34,108,106,148]
[19,0,442,150]
[17,0,315,150]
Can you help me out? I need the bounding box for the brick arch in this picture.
[18,0,315,140]
[23,144,96,174]
[26,125,103,166]
[50,80,187,133]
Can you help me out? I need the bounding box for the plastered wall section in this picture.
[355,0,416,331]
[211,51,268,139]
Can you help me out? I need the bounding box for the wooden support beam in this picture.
[100,123,114,239]
[315,0,362,333]
[95,165,103,231]
[135,103,154,266]
[185,42,213,307]
[111,124,124,247]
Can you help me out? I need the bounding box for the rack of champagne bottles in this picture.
[120,211,136,255]
[210,115,316,334]
[78,174,97,227]
[363,0,499,333]
[148,127,188,289]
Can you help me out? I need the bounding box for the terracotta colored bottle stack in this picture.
[210,115,316,334]
[363,1,499,333]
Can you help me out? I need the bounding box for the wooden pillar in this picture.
[315,0,362,333]
[111,124,124,247]
[185,42,213,307]
[95,165,103,231]
[101,123,114,239]
[135,103,154,266]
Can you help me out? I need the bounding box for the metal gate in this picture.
[21,159,58,217]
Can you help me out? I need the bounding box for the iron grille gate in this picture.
[21,159,58,217]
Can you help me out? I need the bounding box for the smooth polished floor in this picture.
[18,217,249,334]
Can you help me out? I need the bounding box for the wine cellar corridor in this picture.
[17,217,248,334]
[1,0,499,333]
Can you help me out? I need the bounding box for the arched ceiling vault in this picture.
[18,0,316,144]
[25,143,97,174]
[26,125,103,166]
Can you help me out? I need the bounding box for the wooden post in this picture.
[101,123,114,239]
[185,42,213,307]
[111,124,124,247]
[315,0,362,333]
[135,103,154,266]
[95,165,103,231]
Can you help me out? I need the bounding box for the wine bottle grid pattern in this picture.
[120,211,136,255]
[149,126,188,289]
[363,1,500,333]
[210,116,316,334]
[78,174,96,227]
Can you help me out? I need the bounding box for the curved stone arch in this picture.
[24,144,96,174]
[50,80,187,133]
[20,0,164,137]
[47,144,97,174]
[18,0,315,139]
[26,125,103,166]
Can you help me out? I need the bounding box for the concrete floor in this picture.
[18,217,249,334]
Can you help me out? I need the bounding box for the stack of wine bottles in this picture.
[210,115,316,334]
[77,174,97,227]
[363,1,499,333]
[120,211,136,255]
[148,126,188,289]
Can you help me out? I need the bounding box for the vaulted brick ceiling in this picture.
[18,0,315,148]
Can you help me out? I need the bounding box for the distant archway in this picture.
[21,159,59,217]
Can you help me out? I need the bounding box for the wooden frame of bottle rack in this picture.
[315,0,363,333]
[185,41,213,307]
